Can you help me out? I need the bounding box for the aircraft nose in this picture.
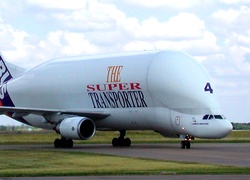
[221,120,233,137]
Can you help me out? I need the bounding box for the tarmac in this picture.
[0,143,250,179]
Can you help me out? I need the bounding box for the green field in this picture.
[0,130,250,145]
[0,149,250,177]
[0,130,249,177]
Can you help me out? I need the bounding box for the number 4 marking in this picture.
[204,83,213,94]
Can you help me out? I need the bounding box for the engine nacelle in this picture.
[56,117,96,140]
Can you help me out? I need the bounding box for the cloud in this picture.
[26,0,88,10]
[122,13,219,55]
[32,31,100,66]
[219,0,250,5]
[53,0,125,31]
[212,8,240,22]
[0,1,221,69]
[0,17,35,66]
[0,18,15,50]
[47,2,219,57]
[209,5,250,85]
[126,0,201,9]
[126,13,206,40]
[212,5,250,30]
[229,46,250,75]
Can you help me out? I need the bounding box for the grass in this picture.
[0,130,249,176]
[0,150,249,177]
[0,130,250,145]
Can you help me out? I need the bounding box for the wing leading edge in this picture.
[0,106,110,122]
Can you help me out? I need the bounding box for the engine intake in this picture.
[56,117,96,140]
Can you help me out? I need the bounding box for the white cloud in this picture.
[126,0,201,9]
[123,12,215,48]
[54,0,125,31]
[61,32,99,55]
[230,46,250,75]
[212,9,240,22]
[122,12,219,55]
[123,41,153,52]
[49,3,217,56]
[0,18,15,50]
[128,13,206,40]
[35,31,100,65]
[219,0,250,4]
[26,0,88,10]
[212,5,250,26]
[230,30,250,47]
[0,17,34,66]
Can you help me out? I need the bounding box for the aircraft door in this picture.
[170,110,196,135]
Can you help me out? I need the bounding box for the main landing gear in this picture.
[180,135,193,149]
[112,130,131,147]
[54,137,73,148]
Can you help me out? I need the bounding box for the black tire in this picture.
[112,138,119,147]
[118,137,124,147]
[124,138,131,147]
[186,141,191,149]
[60,138,67,148]
[54,138,61,148]
[181,141,185,149]
[66,139,74,148]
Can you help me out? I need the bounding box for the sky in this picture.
[0,0,249,125]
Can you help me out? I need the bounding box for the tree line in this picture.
[232,123,250,130]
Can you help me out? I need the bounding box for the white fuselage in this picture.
[5,50,232,139]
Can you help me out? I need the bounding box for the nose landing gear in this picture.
[179,135,193,149]
[181,140,191,149]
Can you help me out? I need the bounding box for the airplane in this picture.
[0,50,233,149]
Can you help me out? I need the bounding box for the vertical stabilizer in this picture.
[0,53,26,84]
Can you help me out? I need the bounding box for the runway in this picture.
[1,143,250,179]
[1,143,250,167]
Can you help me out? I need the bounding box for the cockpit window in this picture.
[209,115,214,119]
[203,114,226,120]
[214,115,223,119]
[203,114,209,119]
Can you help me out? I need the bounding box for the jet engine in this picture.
[56,117,96,140]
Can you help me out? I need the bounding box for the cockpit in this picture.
[203,114,226,120]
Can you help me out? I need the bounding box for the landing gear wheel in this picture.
[112,138,119,147]
[124,138,131,147]
[112,130,131,147]
[180,140,191,149]
[54,137,74,148]
[54,138,61,148]
[66,139,73,148]
[181,141,185,149]
[186,141,191,149]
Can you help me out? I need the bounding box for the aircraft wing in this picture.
[0,106,110,120]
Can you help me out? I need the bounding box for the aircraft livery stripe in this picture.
[0,55,31,125]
